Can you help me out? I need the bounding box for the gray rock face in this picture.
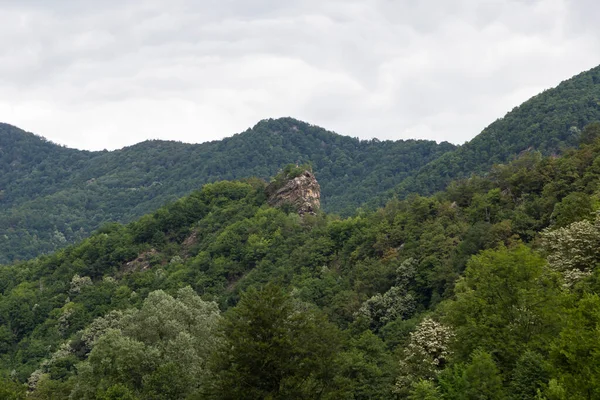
[267,170,321,215]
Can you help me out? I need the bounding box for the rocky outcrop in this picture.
[122,249,159,273]
[266,170,321,215]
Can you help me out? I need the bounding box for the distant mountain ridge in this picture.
[0,118,455,263]
[2,64,600,263]
[384,64,600,202]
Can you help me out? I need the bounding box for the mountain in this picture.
[386,64,600,200]
[3,64,600,264]
[0,118,455,263]
[3,135,600,398]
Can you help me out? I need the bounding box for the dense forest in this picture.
[0,119,455,263]
[2,122,600,398]
[2,65,600,264]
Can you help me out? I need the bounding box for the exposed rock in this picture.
[182,229,198,249]
[180,229,199,257]
[122,248,159,273]
[266,170,321,215]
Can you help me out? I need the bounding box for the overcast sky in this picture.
[0,0,599,150]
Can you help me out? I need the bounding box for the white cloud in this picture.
[0,0,598,150]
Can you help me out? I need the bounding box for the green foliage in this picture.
[409,380,442,400]
[395,317,455,395]
[96,384,139,400]
[7,59,600,264]
[443,245,564,369]
[0,119,455,263]
[388,64,600,202]
[508,351,551,400]
[551,192,593,227]
[549,294,600,399]
[0,377,26,399]
[210,283,341,399]
[4,126,600,397]
[356,267,417,330]
[68,287,221,399]
[538,379,567,400]
[332,330,397,399]
[579,122,600,145]
[461,350,505,400]
[439,350,505,400]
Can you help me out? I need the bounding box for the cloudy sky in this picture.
[0,0,599,150]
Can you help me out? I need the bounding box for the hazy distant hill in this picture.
[0,118,455,263]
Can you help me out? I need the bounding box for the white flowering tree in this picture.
[395,317,455,395]
[69,274,92,294]
[540,214,600,287]
[357,258,418,329]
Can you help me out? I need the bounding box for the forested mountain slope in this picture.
[0,119,455,263]
[387,64,600,200]
[3,64,600,264]
[2,126,600,398]
[0,124,95,207]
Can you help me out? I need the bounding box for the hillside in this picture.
[386,64,600,201]
[3,64,600,264]
[0,118,455,263]
[2,130,600,398]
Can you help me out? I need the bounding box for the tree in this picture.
[395,317,455,395]
[540,215,600,287]
[579,122,600,145]
[96,384,139,400]
[550,294,600,399]
[461,350,505,400]
[356,258,417,330]
[550,192,593,228]
[508,351,551,400]
[210,283,341,399]
[67,287,221,399]
[409,380,442,400]
[332,331,396,399]
[0,377,25,400]
[442,245,564,370]
[438,351,504,400]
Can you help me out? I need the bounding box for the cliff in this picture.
[266,169,321,215]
